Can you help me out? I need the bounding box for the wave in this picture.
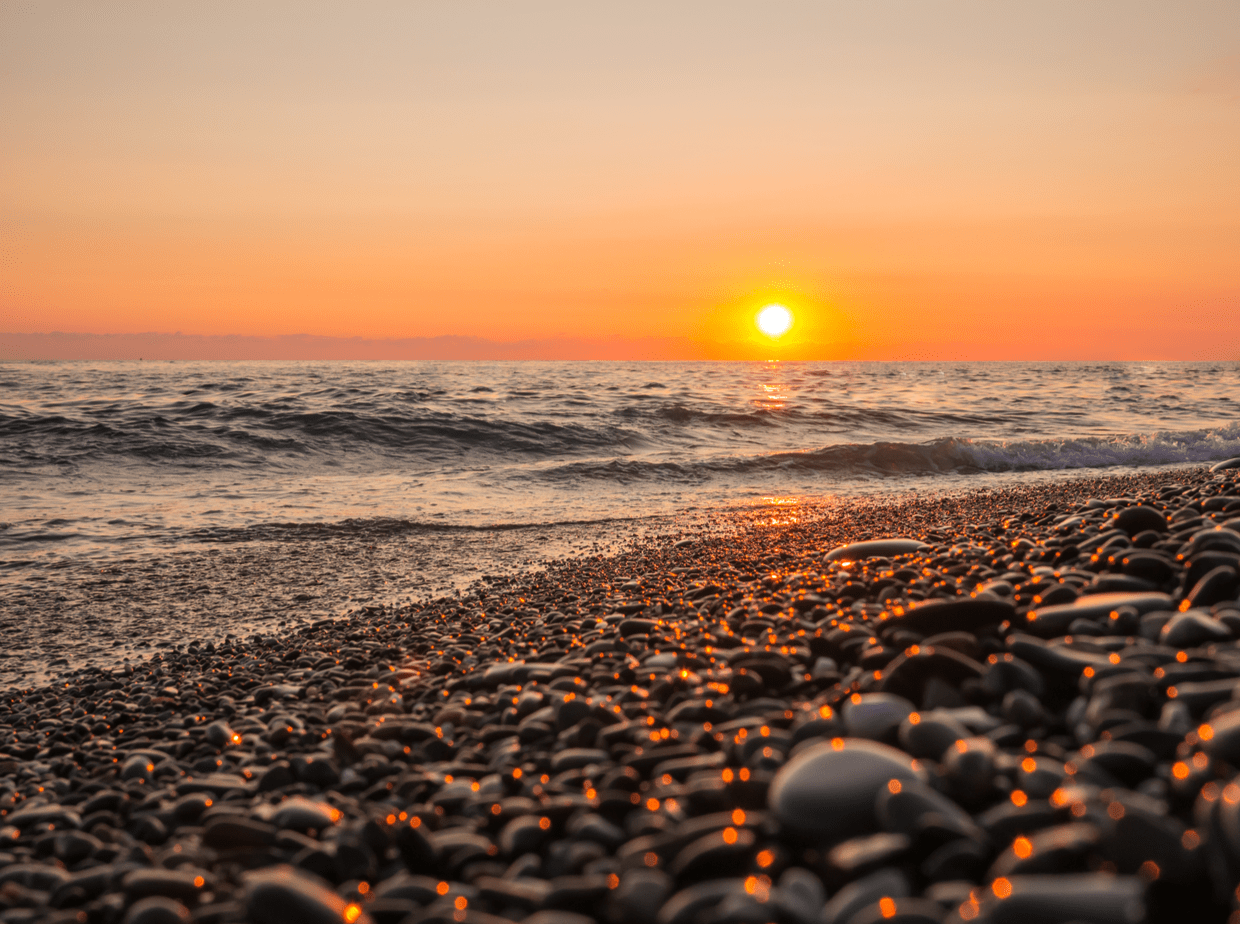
[182,514,644,545]
[0,407,646,467]
[0,399,1027,468]
[616,400,1020,432]
[531,426,1240,482]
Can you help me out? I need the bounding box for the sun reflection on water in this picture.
[759,495,802,525]
[752,362,791,412]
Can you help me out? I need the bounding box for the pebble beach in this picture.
[7,462,1240,922]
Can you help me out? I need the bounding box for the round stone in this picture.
[841,693,915,742]
[1111,505,1168,535]
[266,797,341,832]
[768,737,925,842]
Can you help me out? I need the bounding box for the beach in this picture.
[4,462,1240,922]
[6,1,1239,918]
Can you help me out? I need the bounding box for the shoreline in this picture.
[0,463,1212,692]
[3,464,1240,921]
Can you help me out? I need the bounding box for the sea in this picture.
[2,360,1239,686]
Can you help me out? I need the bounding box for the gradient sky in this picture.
[2,1,1238,359]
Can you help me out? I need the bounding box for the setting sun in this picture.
[756,304,793,338]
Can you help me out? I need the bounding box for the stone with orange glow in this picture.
[1111,504,1170,536]
[966,873,1145,922]
[896,709,973,760]
[825,831,912,878]
[243,865,367,923]
[258,795,341,833]
[824,538,927,563]
[875,776,982,845]
[820,868,910,924]
[669,825,758,881]
[894,597,1017,635]
[1160,606,1232,647]
[769,737,925,841]
[988,823,1102,879]
[1024,591,1172,638]
[122,867,213,905]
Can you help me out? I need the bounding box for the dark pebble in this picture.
[242,865,360,923]
[768,738,924,841]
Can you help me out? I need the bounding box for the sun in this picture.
[756,304,793,338]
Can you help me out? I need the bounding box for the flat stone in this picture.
[1026,593,1173,637]
[123,868,212,903]
[849,896,947,923]
[175,773,255,796]
[474,875,552,909]
[988,822,1101,878]
[202,815,278,850]
[0,862,70,891]
[892,598,1016,635]
[825,539,927,562]
[968,873,1144,922]
[4,803,81,830]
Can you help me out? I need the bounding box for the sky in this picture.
[2,1,1238,360]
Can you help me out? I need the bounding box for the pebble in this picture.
[824,538,927,561]
[0,466,1236,922]
[769,738,925,841]
[962,872,1146,922]
[243,865,363,923]
[1111,505,1169,535]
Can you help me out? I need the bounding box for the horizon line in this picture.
[0,331,1229,362]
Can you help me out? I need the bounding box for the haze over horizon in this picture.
[3,1,1238,360]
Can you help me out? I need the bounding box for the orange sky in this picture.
[2,1,1238,359]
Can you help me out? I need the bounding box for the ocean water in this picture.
[2,360,1239,684]
[4,359,1240,551]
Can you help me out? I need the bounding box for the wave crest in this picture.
[534,426,1240,482]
